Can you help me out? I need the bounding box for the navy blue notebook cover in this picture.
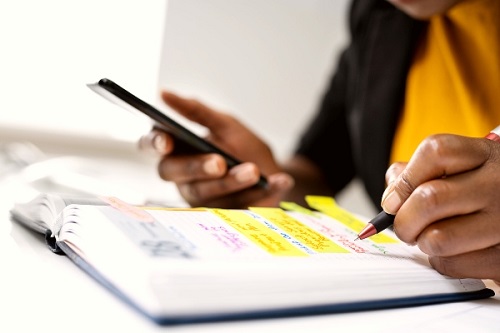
[56,242,494,326]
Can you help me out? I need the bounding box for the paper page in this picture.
[56,198,489,317]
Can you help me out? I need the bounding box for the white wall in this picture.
[0,0,166,143]
[158,0,350,161]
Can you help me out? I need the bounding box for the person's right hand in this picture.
[381,134,500,282]
[139,91,294,208]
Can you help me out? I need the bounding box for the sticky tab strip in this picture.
[305,196,398,244]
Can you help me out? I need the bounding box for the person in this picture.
[139,0,500,282]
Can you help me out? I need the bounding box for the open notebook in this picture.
[9,193,494,325]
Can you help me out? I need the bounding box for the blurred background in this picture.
[0,0,376,217]
[0,0,164,154]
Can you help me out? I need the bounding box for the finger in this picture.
[138,129,174,155]
[249,173,295,206]
[177,163,262,205]
[393,170,492,244]
[417,212,500,257]
[385,162,407,186]
[429,245,500,281]
[157,154,227,183]
[381,162,407,206]
[186,172,294,208]
[161,90,232,132]
[382,135,490,214]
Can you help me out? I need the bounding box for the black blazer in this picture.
[296,0,425,209]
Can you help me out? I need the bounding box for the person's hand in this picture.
[381,134,500,282]
[139,90,294,208]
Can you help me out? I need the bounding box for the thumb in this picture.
[381,162,408,214]
[384,162,407,186]
[381,173,414,215]
[161,90,230,133]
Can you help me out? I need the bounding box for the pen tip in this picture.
[354,236,359,241]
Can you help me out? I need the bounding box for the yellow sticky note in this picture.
[305,196,398,244]
[250,207,349,253]
[210,209,307,256]
[279,201,315,215]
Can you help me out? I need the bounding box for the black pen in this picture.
[355,125,500,241]
[355,211,394,240]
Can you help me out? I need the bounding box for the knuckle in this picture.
[178,183,201,203]
[186,159,201,176]
[392,224,414,244]
[418,227,449,256]
[157,158,170,181]
[420,134,448,159]
[430,256,457,277]
[385,163,403,184]
[209,177,229,193]
[418,135,454,172]
[395,171,416,197]
[435,255,469,278]
[413,181,443,212]
[157,157,206,182]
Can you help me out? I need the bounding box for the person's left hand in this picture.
[381,134,500,282]
[138,91,294,208]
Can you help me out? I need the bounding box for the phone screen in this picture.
[87,78,268,188]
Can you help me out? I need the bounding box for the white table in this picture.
[1,153,499,333]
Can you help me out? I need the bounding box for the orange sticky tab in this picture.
[100,196,155,223]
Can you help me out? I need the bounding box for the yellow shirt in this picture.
[390,0,500,164]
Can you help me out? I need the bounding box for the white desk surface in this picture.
[1,154,500,333]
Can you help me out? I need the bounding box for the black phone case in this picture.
[88,78,267,188]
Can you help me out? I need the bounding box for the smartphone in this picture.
[87,78,268,188]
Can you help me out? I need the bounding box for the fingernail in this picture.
[153,134,168,154]
[381,189,402,215]
[230,164,257,183]
[203,158,223,176]
[381,184,393,206]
